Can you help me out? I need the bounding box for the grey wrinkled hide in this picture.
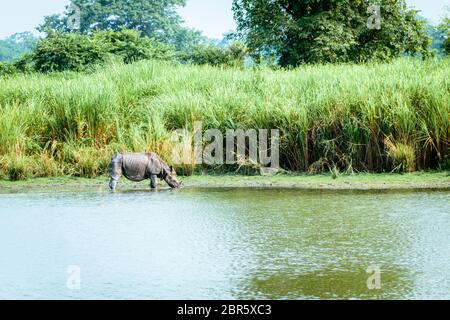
[109,152,180,190]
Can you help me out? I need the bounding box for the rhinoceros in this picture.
[109,152,181,190]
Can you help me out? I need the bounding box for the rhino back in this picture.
[122,153,150,182]
[149,153,169,173]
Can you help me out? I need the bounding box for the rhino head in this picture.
[163,166,182,189]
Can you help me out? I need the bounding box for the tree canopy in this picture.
[0,32,38,62]
[438,15,450,55]
[232,0,431,66]
[38,0,205,51]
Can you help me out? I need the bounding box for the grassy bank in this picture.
[0,172,448,193]
[0,58,449,180]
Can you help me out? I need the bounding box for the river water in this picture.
[0,188,449,299]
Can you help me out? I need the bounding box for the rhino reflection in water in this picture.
[109,152,181,190]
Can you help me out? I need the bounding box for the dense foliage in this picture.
[0,30,247,75]
[232,0,431,66]
[92,29,174,63]
[38,0,205,53]
[33,31,108,72]
[1,0,446,75]
[179,42,248,67]
[0,59,448,180]
[438,16,450,55]
[0,29,172,73]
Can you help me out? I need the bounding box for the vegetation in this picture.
[426,23,447,56]
[38,0,206,52]
[0,33,39,75]
[0,58,448,180]
[232,0,431,65]
[0,30,246,75]
[0,32,38,62]
[0,172,448,193]
[438,16,450,55]
[0,0,447,182]
[32,29,173,72]
[1,0,447,76]
[178,42,248,67]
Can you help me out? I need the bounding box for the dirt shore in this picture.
[0,172,449,194]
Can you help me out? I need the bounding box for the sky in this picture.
[0,0,447,39]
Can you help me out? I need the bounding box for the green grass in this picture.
[0,172,448,193]
[0,58,449,180]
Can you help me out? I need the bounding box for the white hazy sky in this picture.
[0,0,447,39]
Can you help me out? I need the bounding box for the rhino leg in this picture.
[109,154,123,191]
[150,174,157,189]
[109,178,119,191]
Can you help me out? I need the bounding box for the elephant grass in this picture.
[0,58,448,180]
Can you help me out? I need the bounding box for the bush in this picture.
[179,41,248,67]
[93,29,174,63]
[0,62,18,76]
[33,31,109,72]
[13,53,35,73]
[30,29,175,73]
[444,38,450,55]
[0,53,36,77]
[179,44,227,66]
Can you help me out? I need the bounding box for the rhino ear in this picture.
[170,166,174,173]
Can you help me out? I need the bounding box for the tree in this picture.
[0,32,38,61]
[168,27,208,52]
[437,15,450,55]
[425,23,446,56]
[38,0,203,51]
[232,0,431,66]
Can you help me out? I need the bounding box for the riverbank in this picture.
[0,172,448,194]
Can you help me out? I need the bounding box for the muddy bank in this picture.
[0,172,449,194]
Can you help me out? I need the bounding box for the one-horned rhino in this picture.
[109,152,181,190]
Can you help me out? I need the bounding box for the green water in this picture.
[0,188,449,299]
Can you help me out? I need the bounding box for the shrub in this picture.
[93,29,174,63]
[179,41,248,67]
[0,62,18,76]
[0,54,35,77]
[13,53,35,73]
[444,38,450,55]
[29,29,175,73]
[179,44,227,66]
[33,31,109,72]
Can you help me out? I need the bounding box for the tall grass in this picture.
[0,58,448,180]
